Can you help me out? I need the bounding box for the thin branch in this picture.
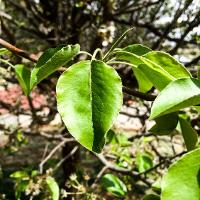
[152,0,193,49]
[39,138,75,174]
[141,151,186,175]
[114,0,160,16]
[93,153,139,176]
[54,146,79,171]
[169,10,200,54]
[128,133,153,141]
[185,55,200,67]
[91,166,108,188]
[92,153,153,186]
[0,38,37,62]
[123,86,156,101]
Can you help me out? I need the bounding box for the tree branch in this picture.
[152,0,193,49]
[123,86,156,101]
[0,38,37,62]
[185,55,200,67]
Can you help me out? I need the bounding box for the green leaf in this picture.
[0,48,11,55]
[15,180,29,200]
[139,52,191,91]
[116,50,143,66]
[116,50,191,91]
[30,44,80,90]
[46,177,59,200]
[161,148,200,200]
[133,66,153,93]
[149,113,178,135]
[14,64,31,96]
[101,174,127,197]
[194,106,200,112]
[123,44,151,55]
[136,153,153,173]
[116,44,151,66]
[179,116,198,151]
[56,60,122,153]
[106,130,117,144]
[138,62,174,91]
[116,133,132,147]
[118,44,153,92]
[10,171,29,179]
[150,78,200,119]
[143,194,160,200]
[117,50,169,90]
[142,51,191,79]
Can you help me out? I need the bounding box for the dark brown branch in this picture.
[0,38,37,62]
[152,0,193,49]
[185,55,200,67]
[123,86,156,101]
[0,18,15,44]
[114,0,160,16]
[141,151,186,175]
[169,10,200,54]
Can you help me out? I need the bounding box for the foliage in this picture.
[161,148,200,200]
[101,173,127,197]
[0,26,200,199]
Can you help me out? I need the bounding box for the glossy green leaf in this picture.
[106,130,120,145]
[143,194,160,200]
[14,64,31,96]
[179,116,198,151]
[138,63,174,91]
[116,49,191,91]
[136,153,153,173]
[118,44,153,92]
[46,177,59,200]
[30,44,80,89]
[10,171,29,179]
[143,51,191,79]
[116,50,143,66]
[117,51,170,90]
[150,78,200,119]
[101,174,127,197]
[149,113,178,135]
[56,60,122,153]
[161,148,200,200]
[123,44,151,56]
[133,66,153,93]
[139,52,191,90]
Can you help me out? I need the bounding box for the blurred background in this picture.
[0,0,200,199]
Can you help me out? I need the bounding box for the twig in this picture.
[0,38,37,62]
[27,95,38,122]
[41,143,50,161]
[141,151,186,175]
[91,166,108,187]
[93,153,153,186]
[128,132,153,141]
[54,146,79,171]
[39,138,75,174]
[93,153,139,176]
[123,86,156,101]
[185,55,200,67]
